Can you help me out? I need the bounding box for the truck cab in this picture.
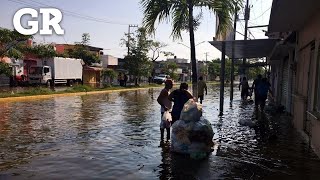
[29,66,52,85]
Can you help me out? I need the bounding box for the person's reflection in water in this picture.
[158,141,172,179]
[148,88,154,100]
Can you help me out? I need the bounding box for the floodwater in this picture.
[0,85,320,179]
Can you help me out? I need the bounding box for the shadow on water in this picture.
[1,85,320,179]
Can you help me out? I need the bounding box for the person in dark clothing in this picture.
[123,74,128,87]
[256,77,273,110]
[168,83,193,124]
[239,76,249,100]
[252,74,263,107]
[118,72,123,86]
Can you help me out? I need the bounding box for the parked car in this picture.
[153,74,169,84]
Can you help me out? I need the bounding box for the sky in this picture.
[0,0,273,61]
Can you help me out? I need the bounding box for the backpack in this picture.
[257,82,269,96]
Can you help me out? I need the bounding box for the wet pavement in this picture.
[0,85,320,179]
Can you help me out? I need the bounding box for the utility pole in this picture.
[127,24,138,55]
[242,0,250,79]
[204,52,209,61]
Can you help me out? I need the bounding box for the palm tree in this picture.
[141,0,240,97]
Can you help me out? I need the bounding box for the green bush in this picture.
[69,85,94,92]
[21,87,53,95]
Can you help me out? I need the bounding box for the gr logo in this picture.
[13,8,64,35]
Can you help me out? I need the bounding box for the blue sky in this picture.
[0,0,272,60]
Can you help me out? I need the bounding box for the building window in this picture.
[44,67,50,74]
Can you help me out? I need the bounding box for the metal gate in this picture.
[281,59,289,110]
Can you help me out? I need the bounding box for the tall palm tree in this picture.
[141,0,240,97]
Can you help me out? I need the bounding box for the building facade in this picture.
[268,0,320,157]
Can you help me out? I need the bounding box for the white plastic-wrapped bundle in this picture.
[171,99,214,158]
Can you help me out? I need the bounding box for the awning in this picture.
[209,39,279,59]
[268,0,320,33]
[83,66,103,71]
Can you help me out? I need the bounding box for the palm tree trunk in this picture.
[188,0,198,99]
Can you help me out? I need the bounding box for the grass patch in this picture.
[0,83,164,99]
[0,82,225,99]
[20,87,54,95]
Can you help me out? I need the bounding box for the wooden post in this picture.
[230,43,235,103]
[230,9,237,103]
[219,42,226,116]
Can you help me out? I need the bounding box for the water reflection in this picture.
[0,85,320,179]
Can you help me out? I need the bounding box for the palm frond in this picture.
[171,1,188,39]
[140,0,173,35]
[194,0,242,37]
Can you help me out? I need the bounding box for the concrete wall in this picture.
[100,55,118,68]
[294,11,320,157]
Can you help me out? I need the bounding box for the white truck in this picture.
[29,57,83,86]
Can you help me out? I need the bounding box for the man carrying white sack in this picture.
[171,99,214,159]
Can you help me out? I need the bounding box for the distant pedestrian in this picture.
[252,74,263,107]
[239,77,250,100]
[118,72,123,86]
[157,79,173,141]
[256,77,273,110]
[124,74,128,87]
[197,76,207,104]
[169,83,193,124]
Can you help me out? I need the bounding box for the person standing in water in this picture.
[169,83,193,124]
[157,79,173,141]
[197,76,207,104]
[252,74,263,107]
[239,77,250,100]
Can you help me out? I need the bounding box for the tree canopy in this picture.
[64,33,100,65]
[123,28,152,85]
[163,61,178,80]
[140,0,241,97]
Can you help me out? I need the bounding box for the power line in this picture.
[7,0,132,26]
[251,6,271,21]
[248,29,255,39]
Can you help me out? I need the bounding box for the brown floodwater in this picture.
[0,85,320,179]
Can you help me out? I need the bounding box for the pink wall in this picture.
[295,10,320,157]
[298,11,320,49]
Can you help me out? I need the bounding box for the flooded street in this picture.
[0,85,320,179]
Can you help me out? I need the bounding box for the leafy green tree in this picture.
[0,28,31,58]
[141,0,240,97]
[163,61,178,80]
[149,41,167,78]
[66,45,99,65]
[101,68,117,86]
[123,28,152,85]
[207,58,239,82]
[26,44,57,59]
[81,33,90,45]
[247,66,265,80]
[0,62,11,76]
[0,28,56,78]
[150,41,167,62]
[66,33,100,65]
[199,64,208,78]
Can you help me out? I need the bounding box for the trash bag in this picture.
[179,99,202,122]
[171,100,214,158]
[160,111,172,129]
[162,111,172,122]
